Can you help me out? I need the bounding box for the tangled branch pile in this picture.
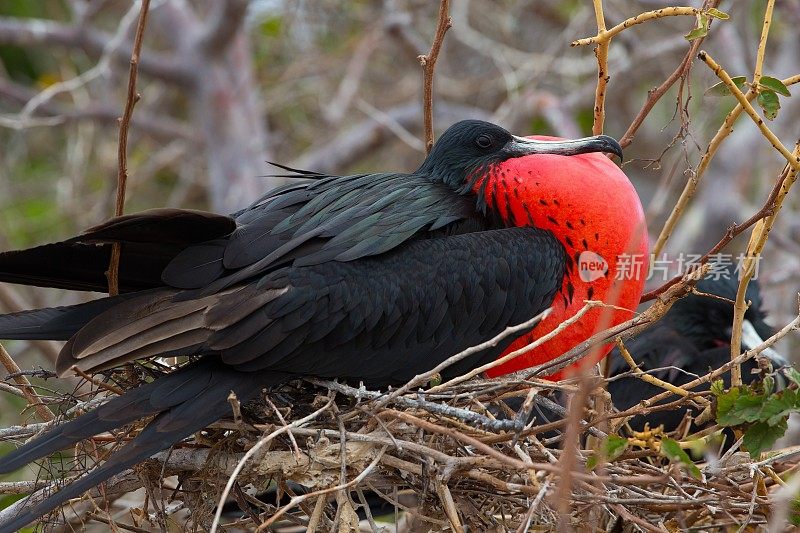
[2,350,800,532]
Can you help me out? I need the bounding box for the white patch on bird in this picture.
[741,319,788,368]
[577,251,608,283]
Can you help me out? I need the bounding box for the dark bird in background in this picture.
[608,268,788,433]
[0,120,643,532]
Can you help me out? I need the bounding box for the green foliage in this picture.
[706,8,730,20]
[759,76,792,97]
[659,438,702,480]
[585,434,628,470]
[713,367,800,459]
[757,90,780,120]
[685,8,729,41]
[704,73,790,120]
[705,76,748,97]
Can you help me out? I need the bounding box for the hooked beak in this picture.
[504,134,623,160]
[741,319,789,369]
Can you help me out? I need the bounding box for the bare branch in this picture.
[419,0,452,153]
[108,0,151,296]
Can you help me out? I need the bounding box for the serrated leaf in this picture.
[760,389,799,426]
[660,438,702,480]
[742,419,788,459]
[759,76,791,97]
[758,90,780,120]
[730,391,767,424]
[716,387,741,425]
[711,379,726,396]
[706,8,730,20]
[783,366,800,386]
[705,76,748,97]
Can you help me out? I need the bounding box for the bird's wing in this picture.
[0,175,475,294]
[162,173,477,292]
[55,227,565,384]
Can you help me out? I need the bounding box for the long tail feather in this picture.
[0,293,147,341]
[0,360,283,533]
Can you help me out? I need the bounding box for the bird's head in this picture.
[417,119,622,194]
[670,268,787,369]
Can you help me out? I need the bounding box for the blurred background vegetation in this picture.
[0,0,799,498]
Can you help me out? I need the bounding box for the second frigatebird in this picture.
[0,120,647,531]
[608,268,788,432]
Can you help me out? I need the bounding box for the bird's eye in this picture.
[475,134,492,149]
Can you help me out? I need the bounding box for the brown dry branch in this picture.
[573,1,721,136]
[0,342,54,422]
[419,0,451,153]
[617,1,722,150]
[2,324,798,531]
[107,0,151,296]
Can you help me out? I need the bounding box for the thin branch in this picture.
[107,0,151,296]
[419,0,452,153]
[731,143,799,386]
[641,166,789,302]
[615,338,707,405]
[374,307,552,409]
[208,397,335,533]
[0,343,55,422]
[729,0,777,388]
[588,0,608,134]
[572,1,721,142]
[429,302,620,392]
[697,51,800,171]
[572,7,699,46]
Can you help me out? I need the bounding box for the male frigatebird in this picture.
[0,120,647,531]
[608,268,788,432]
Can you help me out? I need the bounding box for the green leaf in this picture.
[716,386,741,425]
[706,8,730,20]
[660,438,702,480]
[731,391,767,423]
[586,435,629,471]
[759,76,791,97]
[685,26,708,41]
[685,13,709,41]
[705,76,748,97]
[757,90,781,120]
[710,379,726,396]
[742,419,788,459]
[605,435,629,461]
[784,366,800,386]
[760,389,799,426]
[763,375,775,397]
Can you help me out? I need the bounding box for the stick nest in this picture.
[4,358,800,533]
